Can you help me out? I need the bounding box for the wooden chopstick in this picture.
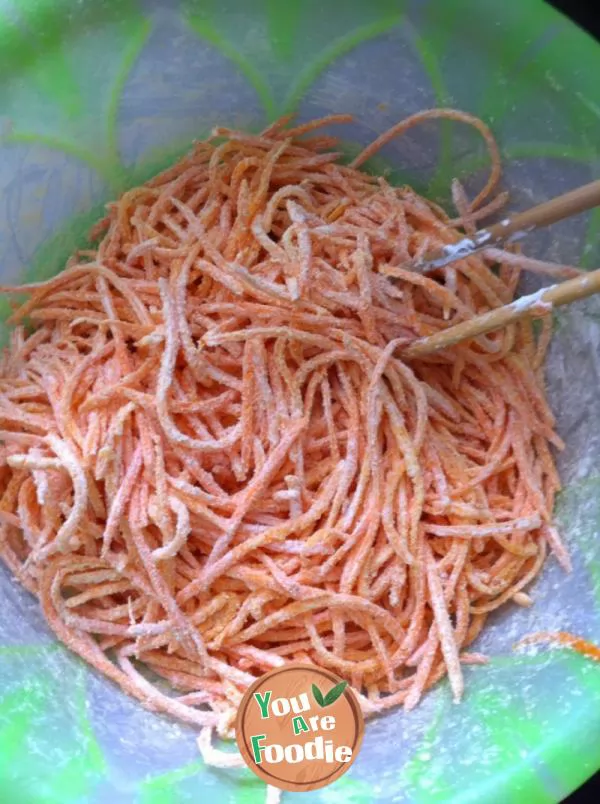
[414,178,600,272]
[402,268,600,359]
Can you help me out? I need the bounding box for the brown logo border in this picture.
[236,663,365,792]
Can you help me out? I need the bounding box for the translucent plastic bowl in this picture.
[1,1,600,802]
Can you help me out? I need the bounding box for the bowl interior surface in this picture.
[1,1,600,803]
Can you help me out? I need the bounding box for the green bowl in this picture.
[1,1,600,802]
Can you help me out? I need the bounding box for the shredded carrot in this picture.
[516,631,600,662]
[0,110,575,735]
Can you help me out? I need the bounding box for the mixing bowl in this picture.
[1,1,600,802]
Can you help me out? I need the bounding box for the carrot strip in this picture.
[515,631,600,662]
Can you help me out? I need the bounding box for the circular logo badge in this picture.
[235,663,364,792]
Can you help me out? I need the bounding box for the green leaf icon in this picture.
[312,681,348,707]
[312,683,325,707]
[323,681,348,706]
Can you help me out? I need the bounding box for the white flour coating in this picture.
[531,299,553,313]
[425,230,490,269]
[507,285,556,313]
[505,227,532,243]
[422,225,535,271]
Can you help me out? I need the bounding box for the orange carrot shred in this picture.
[516,631,600,662]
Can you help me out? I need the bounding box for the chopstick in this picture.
[413,178,600,273]
[402,268,600,359]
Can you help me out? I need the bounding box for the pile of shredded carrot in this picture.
[0,110,576,739]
